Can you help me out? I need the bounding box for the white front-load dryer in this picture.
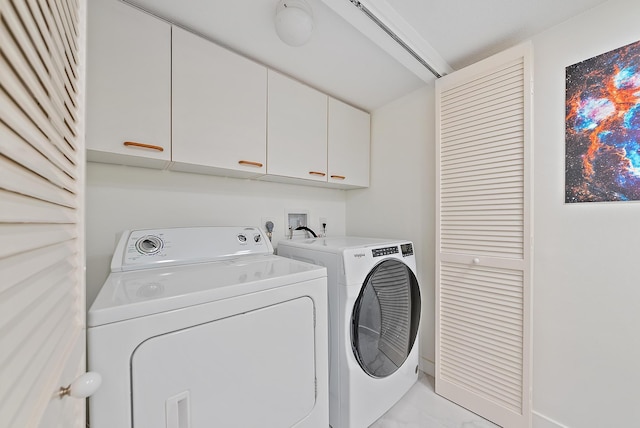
[277,237,421,428]
[88,226,329,428]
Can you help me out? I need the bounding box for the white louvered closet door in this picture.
[435,43,532,428]
[0,0,87,427]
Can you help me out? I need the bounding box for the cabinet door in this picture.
[171,27,267,178]
[267,70,328,182]
[328,98,370,188]
[86,0,171,167]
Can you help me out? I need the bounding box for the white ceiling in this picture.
[125,0,609,112]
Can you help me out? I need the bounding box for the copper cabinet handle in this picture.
[330,175,346,180]
[238,160,264,168]
[123,141,164,152]
[309,171,326,177]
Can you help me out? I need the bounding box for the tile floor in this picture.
[369,373,499,428]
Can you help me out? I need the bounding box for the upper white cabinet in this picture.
[85,0,370,188]
[266,70,328,183]
[86,0,171,168]
[171,27,267,178]
[266,73,370,188]
[328,98,370,188]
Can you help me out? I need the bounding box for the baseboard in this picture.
[533,411,568,428]
[420,356,435,377]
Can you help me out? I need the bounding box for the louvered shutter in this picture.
[0,0,86,426]
[435,43,532,428]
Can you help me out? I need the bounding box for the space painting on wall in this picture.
[565,39,640,203]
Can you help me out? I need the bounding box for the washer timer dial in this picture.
[135,235,164,255]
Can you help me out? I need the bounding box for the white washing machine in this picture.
[88,226,328,428]
[277,237,421,428]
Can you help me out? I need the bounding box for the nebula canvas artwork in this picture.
[565,40,640,203]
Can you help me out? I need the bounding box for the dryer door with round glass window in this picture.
[351,259,421,378]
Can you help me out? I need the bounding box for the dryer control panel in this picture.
[111,226,274,272]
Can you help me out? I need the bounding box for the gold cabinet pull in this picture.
[123,141,164,152]
[309,171,326,177]
[330,175,346,180]
[238,160,263,168]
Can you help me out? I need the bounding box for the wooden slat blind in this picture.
[440,261,524,412]
[440,60,525,259]
[0,0,85,426]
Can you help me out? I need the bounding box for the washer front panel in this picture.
[350,259,421,378]
[276,237,421,428]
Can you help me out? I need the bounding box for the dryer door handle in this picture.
[166,391,191,428]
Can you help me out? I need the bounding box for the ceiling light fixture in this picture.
[274,0,314,47]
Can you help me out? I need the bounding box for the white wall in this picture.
[345,85,436,374]
[85,2,640,423]
[346,1,640,424]
[86,163,347,305]
[531,0,640,426]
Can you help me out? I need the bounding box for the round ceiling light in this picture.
[274,0,314,47]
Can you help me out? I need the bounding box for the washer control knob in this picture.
[135,235,163,255]
[254,234,262,243]
[237,234,247,243]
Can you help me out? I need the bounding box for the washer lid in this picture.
[88,254,326,327]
